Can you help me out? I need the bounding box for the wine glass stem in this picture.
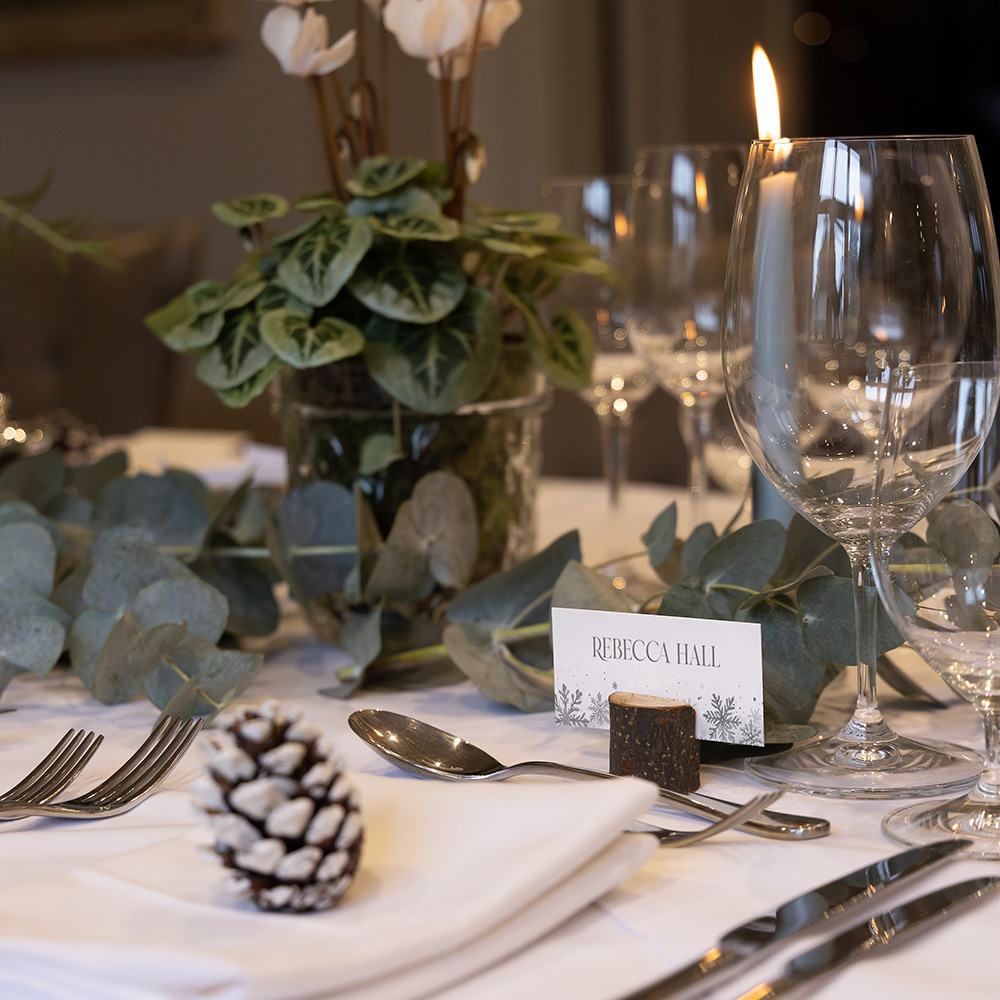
[680,401,715,513]
[836,549,899,760]
[599,413,631,508]
[976,704,1000,798]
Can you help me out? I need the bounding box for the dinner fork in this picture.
[0,728,104,805]
[634,790,782,847]
[0,716,203,821]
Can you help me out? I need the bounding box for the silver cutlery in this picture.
[348,708,829,840]
[731,875,1000,1000]
[0,728,103,805]
[0,716,202,821]
[631,792,781,847]
[618,838,971,999]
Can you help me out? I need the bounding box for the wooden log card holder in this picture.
[608,691,700,792]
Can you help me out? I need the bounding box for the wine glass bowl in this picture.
[626,143,746,509]
[873,362,1000,854]
[724,135,1000,796]
[541,175,655,505]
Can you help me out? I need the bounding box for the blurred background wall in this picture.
[2,0,997,484]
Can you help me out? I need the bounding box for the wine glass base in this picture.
[883,795,1000,859]
[745,732,982,799]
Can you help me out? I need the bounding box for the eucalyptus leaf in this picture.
[260,309,365,368]
[277,217,373,307]
[700,519,786,591]
[745,600,832,723]
[81,532,183,613]
[0,522,57,595]
[73,451,128,501]
[0,586,70,630]
[365,286,502,413]
[69,608,121,688]
[189,552,280,636]
[93,475,211,553]
[271,481,357,601]
[798,575,903,664]
[658,577,735,621]
[338,604,384,682]
[90,613,179,704]
[681,522,718,577]
[409,471,477,588]
[447,530,582,629]
[0,449,66,509]
[773,513,850,584]
[349,241,466,324]
[131,576,229,643]
[642,502,677,568]
[443,622,553,712]
[552,561,635,613]
[0,614,64,679]
[927,499,1000,572]
[364,500,435,603]
[877,652,946,707]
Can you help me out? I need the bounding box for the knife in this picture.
[619,838,970,1000]
[733,875,1000,1000]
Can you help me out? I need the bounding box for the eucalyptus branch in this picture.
[0,197,116,266]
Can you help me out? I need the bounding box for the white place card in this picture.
[551,607,764,745]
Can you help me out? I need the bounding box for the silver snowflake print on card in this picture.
[704,694,741,742]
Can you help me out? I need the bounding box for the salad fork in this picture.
[0,728,104,805]
[0,716,202,821]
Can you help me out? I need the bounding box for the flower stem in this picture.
[355,0,369,156]
[308,76,348,200]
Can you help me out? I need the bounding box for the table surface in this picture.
[2,471,997,1000]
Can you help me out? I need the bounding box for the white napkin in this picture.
[0,773,659,1000]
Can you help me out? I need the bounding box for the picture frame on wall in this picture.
[0,0,236,61]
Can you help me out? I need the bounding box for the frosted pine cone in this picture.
[193,699,363,912]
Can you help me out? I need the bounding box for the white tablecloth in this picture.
[1,473,996,1000]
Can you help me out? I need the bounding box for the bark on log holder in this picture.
[608,691,700,792]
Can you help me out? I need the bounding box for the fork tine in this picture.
[69,715,180,805]
[0,730,103,804]
[73,717,203,808]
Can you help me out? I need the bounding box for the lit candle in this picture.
[749,46,796,523]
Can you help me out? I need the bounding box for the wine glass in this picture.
[873,361,1000,854]
[724,135,1000,796]
[541,175,655,506]
[625,143,746,517]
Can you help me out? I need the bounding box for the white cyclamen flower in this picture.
[426,0,521,80]
[383,0,474,61]
[261,5,357,77]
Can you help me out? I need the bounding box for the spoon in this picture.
[348,709,830,841]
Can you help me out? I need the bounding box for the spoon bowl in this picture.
[348,709,830,840]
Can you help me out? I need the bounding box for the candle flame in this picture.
[695,170,709,213]
[752,45,781,140]
[614,209,629,239]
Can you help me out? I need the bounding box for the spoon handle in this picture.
[509,761,829,840]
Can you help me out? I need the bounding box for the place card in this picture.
[551,607,764,745]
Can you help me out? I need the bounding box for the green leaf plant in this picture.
[0,448,938,746]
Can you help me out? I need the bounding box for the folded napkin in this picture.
[0,773,658,1000]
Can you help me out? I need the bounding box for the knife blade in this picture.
[619,838,970,1000]
[733,875,1000,1000]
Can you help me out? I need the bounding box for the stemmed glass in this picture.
[724,135,1000,796]
[541,175,654,506]
[873,362,1000,854]
[626,143,746,515]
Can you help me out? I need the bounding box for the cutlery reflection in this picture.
[733,876,1000,1000]
[348,709,829,840]
[619,839,970,1000]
